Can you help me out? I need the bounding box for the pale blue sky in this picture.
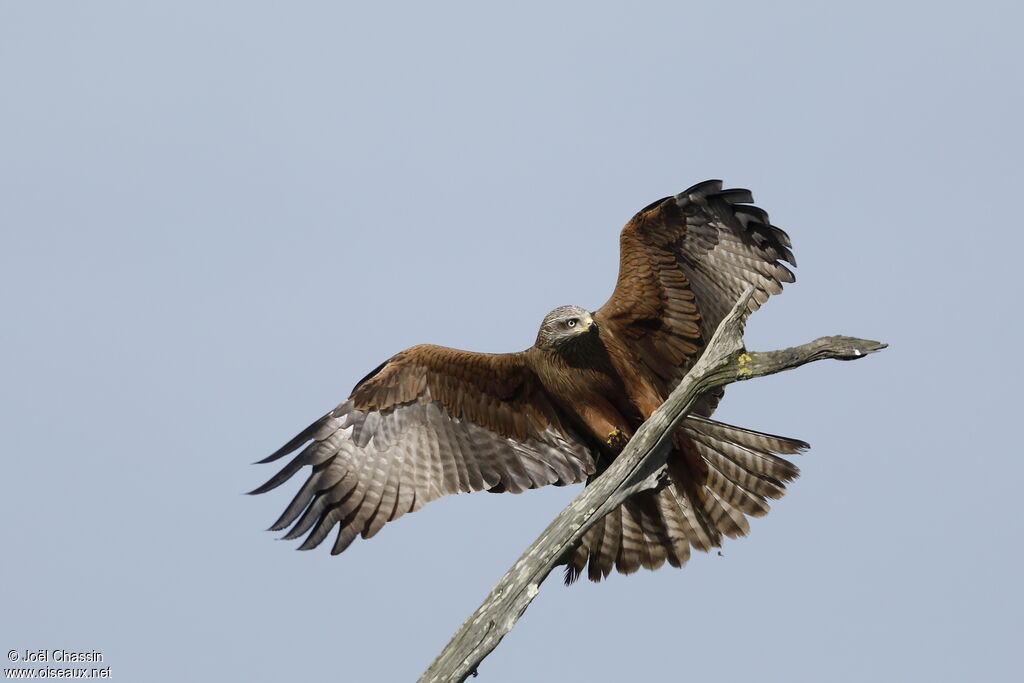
[3,2,1022,681]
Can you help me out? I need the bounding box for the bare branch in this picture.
[419,288,885,682]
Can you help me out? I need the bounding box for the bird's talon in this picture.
[606,427,627,448]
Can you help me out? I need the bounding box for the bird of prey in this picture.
[252,180,806,583]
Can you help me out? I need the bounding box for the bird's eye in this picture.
[566,319,577,328]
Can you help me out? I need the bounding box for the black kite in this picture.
[252,180,806,582]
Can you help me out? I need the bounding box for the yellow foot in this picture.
[606,427,628,448]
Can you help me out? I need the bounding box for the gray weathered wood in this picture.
[419,288,886,682]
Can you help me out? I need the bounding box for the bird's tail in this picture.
[564,415,807,583]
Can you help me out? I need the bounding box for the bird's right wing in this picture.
[251,345,596,555]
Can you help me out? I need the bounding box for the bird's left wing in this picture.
[251,345,596,555]
[595,180,796,388]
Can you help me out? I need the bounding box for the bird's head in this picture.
[534,305,597,351]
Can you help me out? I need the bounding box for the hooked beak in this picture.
[583,316,596,333]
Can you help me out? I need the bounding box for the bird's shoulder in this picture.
[349,344,538,413]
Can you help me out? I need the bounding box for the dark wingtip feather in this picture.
[698,183,798,274]
[278,498,324,537]
[715,188,754,204]
[297,528,326,550]
[331,530,358,555]
[768,224,792,249]
[257,411,332,464]
[248,449,310,495]
[681,179,724,197]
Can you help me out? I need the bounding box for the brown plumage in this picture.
[252,180,807,582]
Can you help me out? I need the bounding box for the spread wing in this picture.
[573,180,802,582]
[595,179,796,387]
[251,345,596,555]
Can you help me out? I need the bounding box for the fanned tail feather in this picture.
[565,416,807,583]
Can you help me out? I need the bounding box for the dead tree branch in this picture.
[419,287,886,682]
